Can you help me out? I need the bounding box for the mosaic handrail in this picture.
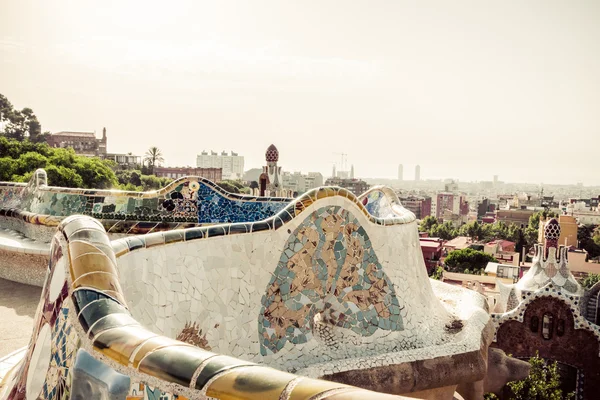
[0,215,405,400]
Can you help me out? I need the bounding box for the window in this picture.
[542,313,554,340]
[530,316,539,332]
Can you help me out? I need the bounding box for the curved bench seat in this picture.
[0,215,411,400]
[113,186,491,396]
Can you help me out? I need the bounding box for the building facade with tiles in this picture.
[492,218,600,399]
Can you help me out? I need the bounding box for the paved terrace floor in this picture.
[0,278,41,358]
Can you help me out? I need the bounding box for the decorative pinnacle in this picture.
[544,218,560,250]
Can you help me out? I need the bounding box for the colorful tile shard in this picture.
[259,206,403,355]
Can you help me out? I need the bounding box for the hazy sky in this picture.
[1,1,599,185]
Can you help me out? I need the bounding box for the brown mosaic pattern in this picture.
[259,206,403,355]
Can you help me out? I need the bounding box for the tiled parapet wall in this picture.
[0,169,293,241]
[0,215,406,400]
[114,186,491,386]
[0,168,291,225]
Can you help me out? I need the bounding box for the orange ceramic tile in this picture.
[205,366,293,400]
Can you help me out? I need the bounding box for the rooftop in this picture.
[444,236,472,250]
[51,131,97,138]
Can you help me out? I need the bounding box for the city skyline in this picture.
[1,1,599,185]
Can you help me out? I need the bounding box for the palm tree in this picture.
[144,146,164,175]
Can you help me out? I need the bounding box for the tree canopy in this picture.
[578,224,600,259]
[506,353,574,400]
[444,248,497,273]
[144,146,164,173]
[0,136,118,188]
[0,94,46,142]
[582,273,600,289]
[216,180,250,194]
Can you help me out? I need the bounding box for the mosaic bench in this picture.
[112,186,495,398]
[0,215,407,400]
[0,169,292,286]
[0,186,526,399]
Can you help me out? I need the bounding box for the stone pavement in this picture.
[0,278,41,358]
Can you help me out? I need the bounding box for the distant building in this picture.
[197,150,244,180]
[102,153,142,168]
[46,128,107,157]
[484,240,520,266]
[398,164,403,181]
[415,165,421,181]
[477,198,491,218]
[399,195,431,219]
[282,171,324,194]
[433,192,469,221]
[154,166,222,182]
[484,262,519,281]
[419,237,443,273]
[324,177,369,195]
[495,208,535,228]
[259,144,292,197]
[444,236,474,252]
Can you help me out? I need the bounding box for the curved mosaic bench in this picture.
[0,215,407,400]
[0,169,292,242]
[0,169,292,286]
[113,186,493,397]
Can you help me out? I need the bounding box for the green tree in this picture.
[139,174,171,191]
[459,221,485,241]
[45,165,84,188]
[217,180,242,194]
[0,157,17,181]
[528,210,559,231]
[578,224,600,258]
[0,137,118,188]
[143,146,164,174]
[0,95,42,141]
[430,220,458,240]
[507,353,574,400]
[444,248,497,273]
[430,266,444,280]
[420,216,439,232]
[582,273,600,289]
